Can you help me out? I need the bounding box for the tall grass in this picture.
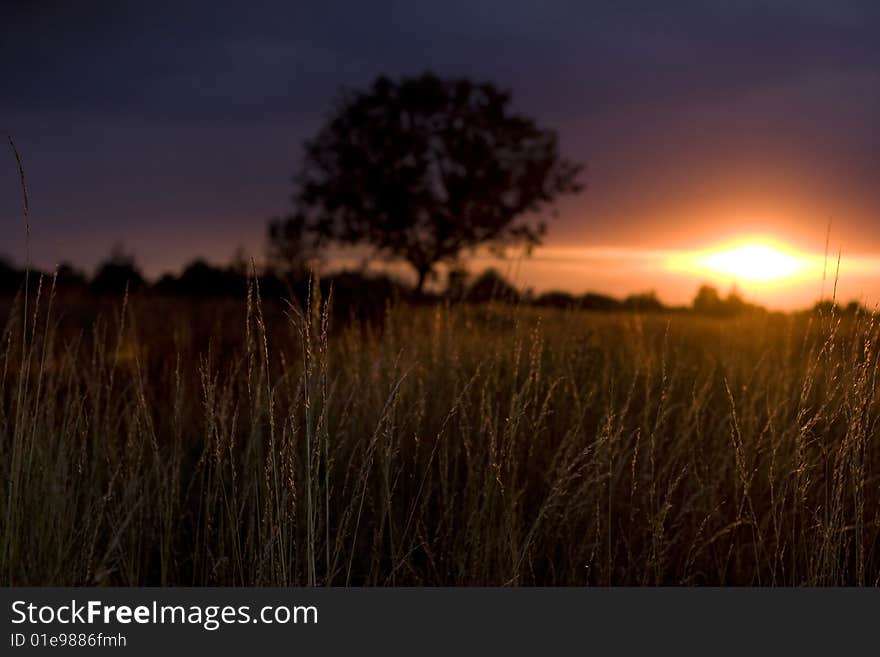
[1,282,879,585]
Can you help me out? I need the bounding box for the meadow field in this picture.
[1,282,879,586]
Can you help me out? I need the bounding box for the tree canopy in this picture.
[274,72,583,294]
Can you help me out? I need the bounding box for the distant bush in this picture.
[445,268,469,302]
[55,262,88,292]
[693,285,765,316]
[693,285,724,314]
[154,260,247,298]
[810,299,870,316]
[580,292,622,311]
[845,300,867,315]
[317,271,410,324]
[465,269,520,304]
[90,248,145,295]
[534,291,578,309]
[0,257,23,294]
[622,291,664,312]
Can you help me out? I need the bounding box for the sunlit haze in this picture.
[463,238,880,311]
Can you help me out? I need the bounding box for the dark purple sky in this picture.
[2,1,880,302]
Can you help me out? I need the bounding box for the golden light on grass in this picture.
[666,238,822,285]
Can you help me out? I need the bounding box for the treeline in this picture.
[0,253,408,324]
[0,254,868,317]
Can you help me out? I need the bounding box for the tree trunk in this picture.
[414,266,430,299]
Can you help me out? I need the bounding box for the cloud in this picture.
[4,1,879,122]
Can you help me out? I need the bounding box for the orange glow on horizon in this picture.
[665,238,824,287]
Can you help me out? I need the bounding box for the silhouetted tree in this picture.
[724,289,749,315]
[55,262,87,291]
[693,285,723,314]
[91,247,145,295]
[845,300,865,315]
[278,72,583,296]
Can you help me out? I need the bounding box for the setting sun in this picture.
[696,243,808,282]
[666,239,821,286]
